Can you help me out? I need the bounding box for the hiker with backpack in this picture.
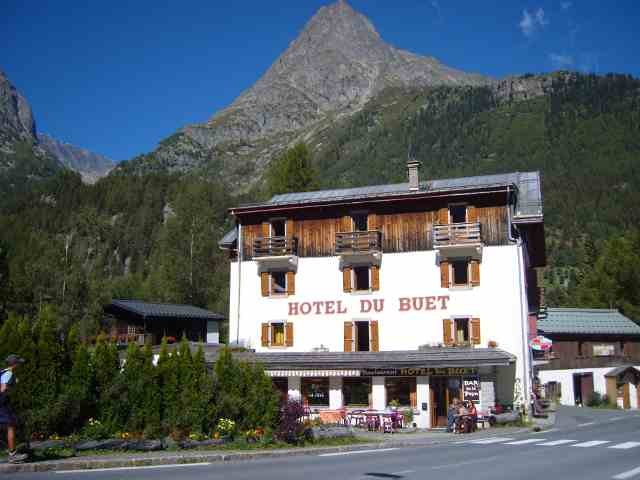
[0,354,28,463]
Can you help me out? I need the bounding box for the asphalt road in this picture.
[12,407,640,480]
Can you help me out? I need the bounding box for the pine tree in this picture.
[265,143,318,197]
[93,335,121,431]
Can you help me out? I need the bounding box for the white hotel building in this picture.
[219,163,545,428]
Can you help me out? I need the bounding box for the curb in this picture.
[0,428,533,474]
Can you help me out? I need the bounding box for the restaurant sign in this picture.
[463,376,480,402]
[361,367,478,377]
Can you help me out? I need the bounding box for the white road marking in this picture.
[319,448,398,457]
[392,470,415,475]
[613,466,640,480]
[577,422,596,427]
[466,437,515,444]
[537,439,577,446]
[610,442,640,450]
[610,416,626,421]
[572,440,611,448]
[504,439,546,445]
[55,462,211,474]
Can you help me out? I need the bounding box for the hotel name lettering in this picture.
[288,296,450,316]
[361,367,477,377]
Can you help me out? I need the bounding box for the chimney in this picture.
[407,159,421,191]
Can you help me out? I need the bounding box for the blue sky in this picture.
[2,1,638,162]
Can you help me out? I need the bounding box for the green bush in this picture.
[3,317,279,442]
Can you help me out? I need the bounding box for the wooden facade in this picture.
[537,334,640,371]
[240,201,509,261]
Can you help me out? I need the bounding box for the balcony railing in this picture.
[335,231,382,255]
[433,222,481,248]
[253,236,298,258]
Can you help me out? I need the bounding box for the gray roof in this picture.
[604,365,640,378]
[218,228,237,248]
[106,300,224,321]
[604,365,640,377]
[233,348,515,370]
[538,308,640,336]
[232,171,542,219]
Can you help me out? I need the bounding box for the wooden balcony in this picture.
[336,231,382,268]
[433,222,482,259]
[335,231,382,255]
[253,236,298,258]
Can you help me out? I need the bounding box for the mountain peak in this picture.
[206,1,489,144]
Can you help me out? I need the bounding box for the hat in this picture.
[5,354,25,366]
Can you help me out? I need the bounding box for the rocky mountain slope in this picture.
[117,0,489,186]
[0,70,60,202]
[0,71,114,202]
[38,133,113,184]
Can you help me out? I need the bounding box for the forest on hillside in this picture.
[0,73,639,339]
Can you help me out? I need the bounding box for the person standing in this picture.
[0,354,28,463]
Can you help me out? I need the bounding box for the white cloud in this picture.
[549,53,574,69]
[561,1,572,10]
[519,8,548,37]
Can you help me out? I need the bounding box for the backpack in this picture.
[0,368,14,406]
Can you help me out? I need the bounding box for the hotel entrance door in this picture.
[430,377,463,427]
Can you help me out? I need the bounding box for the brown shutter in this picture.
[368,213,378,231]
[285,322,294,347]
[340,215,352,232]
[470,260,480,286]
[371,265,380,291]
[438,207,449,225]
[286,271,295,295]
[440,261,450,288]
[286,218,294,237]
[343,267,352,293]
[443,318,454,346]
[344,321,354,352]
[470,318,481,345]
[467,206,478,223]
[410,379,417,408]
[261,221,270,236]
[260,272,270,296]
[261,323,270,347]
[370,320,379,352]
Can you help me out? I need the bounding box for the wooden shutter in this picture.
[443,318,454,346]
[371,265,380,291]
[368,213,378,231]
[285,322,294,347]
[440,261,450,288]
[467,205,478,223]
[286,271,295,295]
[286,218,294,237]
[261,323,270,347]
[343,267,352,293]
[470,260,480,286]
[470,318,481,345]
[260,272,270,297]
[261,221,270,236]
[370,320,379,352]
[340,215,352,232]
[438,207,449,225]
[410,379,417,408]
[344,321,354,352]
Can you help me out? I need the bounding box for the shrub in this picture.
[586,391,603,407]
[277,400,306,444]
